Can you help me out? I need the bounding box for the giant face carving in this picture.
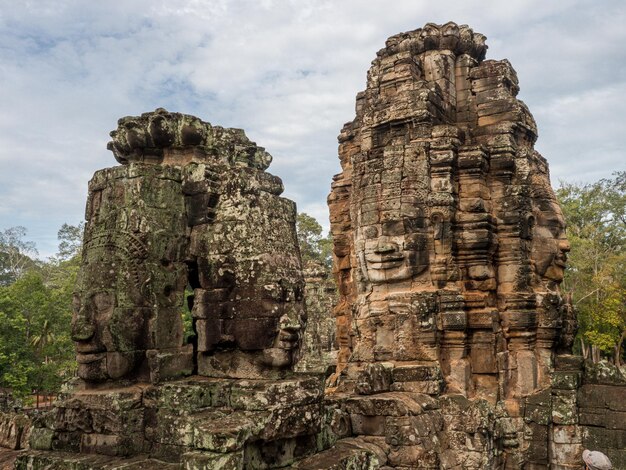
[531,175,571,284]
[357,211,429,284]
[71,167,188,383]
[532,202,570,282]
[259,277,307,368]
[71,237,149,381]
[197,253,307,370]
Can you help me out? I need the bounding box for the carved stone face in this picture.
[238,276,306,368]
[70,170,189,383]
[71,243,148,381]
[259,284,307,368]
[200,256,307,370]
[532,199,570,283]
[357,214,429,284]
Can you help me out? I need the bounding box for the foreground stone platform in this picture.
[19,375,331,469]
[0,449,23,470]
[15,451,177,470]
[292,438,383,469]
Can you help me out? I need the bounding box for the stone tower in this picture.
[326,22,579,468]
[18,110,327,469]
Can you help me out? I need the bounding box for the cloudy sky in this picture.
[1,0,624,257]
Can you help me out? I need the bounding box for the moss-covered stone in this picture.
[583,359,626,386]
[191,410,263,453]
[28,428,54,451]
[182,450,244,470]
[292,438,382,469]
[551,390,578,425]
[551,371,581,390]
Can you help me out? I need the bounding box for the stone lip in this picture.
[378,21,487,61]
[107,108,273,170]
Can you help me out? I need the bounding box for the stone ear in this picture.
[431,212,444,240]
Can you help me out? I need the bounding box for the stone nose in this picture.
[279,311,304,332]
[558,239,571,253]
[374,238,398,254]
[71,307,95,342]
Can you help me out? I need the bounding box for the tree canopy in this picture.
[0,226,39,286]
[0,225,80,397]
[557,171,625,365]
[296,212,333,268]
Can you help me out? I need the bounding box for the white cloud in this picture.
[534,82,626,184]
[0,0,624,256]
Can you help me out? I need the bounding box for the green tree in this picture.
[0,223,81,397]
[39,224,83,386]
[296,213,332,268]
[0,301,33,395]
[0,272,46,396]
[41,223,83,297]
[557,171,626,365]
[0,226,39,285]
[56,222,84,261]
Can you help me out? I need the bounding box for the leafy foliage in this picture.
[0,271,75,396]
[557,172,626,364]
[0,226,39,285]
[296,213,332,268]
[0,224,81,397]
[56,222,84,261]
